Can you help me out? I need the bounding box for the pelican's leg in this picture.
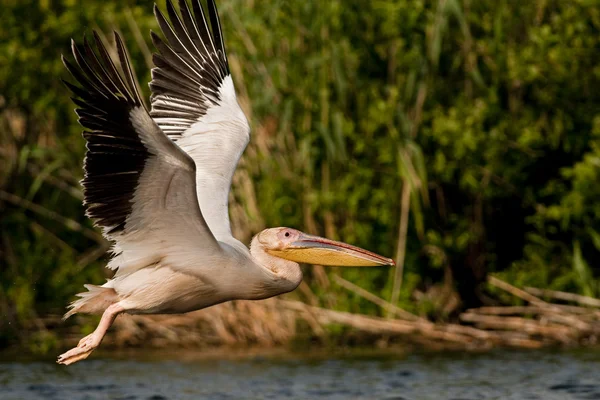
[57,303,124,365]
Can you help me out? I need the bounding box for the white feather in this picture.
[172,75,250,239]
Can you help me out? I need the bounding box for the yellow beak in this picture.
[267,233,395,267]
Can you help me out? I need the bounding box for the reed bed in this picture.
[48,276,600,351]
[3,0,600,354]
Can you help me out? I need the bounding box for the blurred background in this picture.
[1,0,600,357]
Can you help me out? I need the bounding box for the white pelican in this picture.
[58,0,394,365]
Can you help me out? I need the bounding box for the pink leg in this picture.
[57,303,124,365]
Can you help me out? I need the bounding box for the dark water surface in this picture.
[1,349,599,399]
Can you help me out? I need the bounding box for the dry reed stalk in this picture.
[494,336,544,349]
[549,304,600,316]
[471,305,600,328]
[459,313,577,343]
[525,287,600,308]
[332,275,422,321]
[487,276,548,306]
[488,277,596,332]
[331,275,499,342]
[541,313,593,332]
[469,306,579,315]
[280,300,473,344]
[433,323,495,340]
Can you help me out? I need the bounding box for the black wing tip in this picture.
[65,31,153,237]
[150,29,162,44]
[112,30,122,45]
[69,39,79,58]
[165,0,177,14]
[112,30,128,49]
[61,55,79,77]
[61,78,75,90]
[154,4,168,23]
[206,0,218,11]
[206,1,223,39]
[206,0,217,12]
[92,30,103,44]
[67,31,104,64]
[64,29,143,103]
[149,0,234,137]
[61,79,81,98]
[153,0,229,66]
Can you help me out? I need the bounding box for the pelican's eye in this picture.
[278,229,297,242]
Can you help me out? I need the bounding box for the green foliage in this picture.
[1,0,599,346]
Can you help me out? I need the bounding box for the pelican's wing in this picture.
[149,0,250,240]
[64,32,222,277]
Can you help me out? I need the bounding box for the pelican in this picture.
[57,0,394,365]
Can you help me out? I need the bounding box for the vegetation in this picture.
[1,0,599,351]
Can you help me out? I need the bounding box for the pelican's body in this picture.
[91,234,303,317]
[57,0,393,365]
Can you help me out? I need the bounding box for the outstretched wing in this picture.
[63,32,222,277]
[149,0,250,240]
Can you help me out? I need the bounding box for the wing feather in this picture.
[149,0,249,240]
[64,31,222,277]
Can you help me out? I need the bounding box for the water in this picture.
[1,349,599,399]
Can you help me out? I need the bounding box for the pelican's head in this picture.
[248,227,394,299]
[254,227,395,267]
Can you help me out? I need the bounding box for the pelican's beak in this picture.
[268,233,395,267]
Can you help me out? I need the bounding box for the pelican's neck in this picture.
[248,235,303,297]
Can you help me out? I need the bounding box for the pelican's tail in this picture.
[63,284,118,320]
